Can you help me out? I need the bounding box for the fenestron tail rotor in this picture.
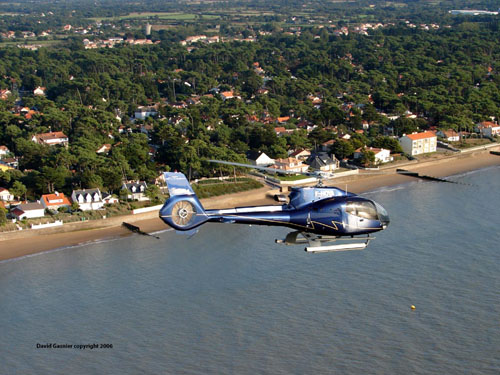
[171,200,196,227]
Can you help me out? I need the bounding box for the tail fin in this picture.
[159,172,209,231]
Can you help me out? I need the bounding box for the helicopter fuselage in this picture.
[205,195,389,236]
[159,173,390,241]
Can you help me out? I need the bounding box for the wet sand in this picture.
[1,148,499,261]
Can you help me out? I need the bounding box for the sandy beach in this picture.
[1,147,499,261]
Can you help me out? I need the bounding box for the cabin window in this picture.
[345,201,378,220]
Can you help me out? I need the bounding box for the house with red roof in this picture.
[220,91,241,101]
[271,157,309,173]
[274,127,287,136]
[0,145,9,157]
[32,131,69,146]
[0,89,11,100]
[289,149,311,161]
[277,116,290,124]
[436,129,460,142]
[476,121,500,137]
[399,131,437,156]
[321,139,335,152]
[40,192,71,210]
[11,202,45,220]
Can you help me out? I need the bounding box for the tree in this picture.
[10,180,27,201]
[0,206,7,226]
[331,140,355,160]
[145,185,161,201]
[359,150,376,167]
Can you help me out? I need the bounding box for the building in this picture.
[0,161,14,171]
[40,192,71,211]
[321,140,335,152]
[1,157,18,169]
[0,89,11,100]
[33,86,46,96]
[11,202,45,219]
[0,145,9,157]
[289,149,311,161]
[436,129,460,142]
[96,144,112,154]
[246,150,275,166]
[134,106,158,120]
[271,158,309,174]
[71,188,104,211]
[274,127,287,136]
[399,131,437,156]
[32,131,69,147]
[476,121,500,137]
[122,181,149,201]
[102,192,119,205]
[0,187,14,201]
[354,147,393,164]
[220,91,241,101]
[306,153,339,172]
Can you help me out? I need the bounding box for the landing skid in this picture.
[275,231,374,253]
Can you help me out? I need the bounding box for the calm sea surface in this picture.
[1,166,499,375]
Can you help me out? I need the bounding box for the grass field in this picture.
[276,174,311,181]
[0,39,64,48]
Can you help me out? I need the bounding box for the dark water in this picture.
[1,166,499,375]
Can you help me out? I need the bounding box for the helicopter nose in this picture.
[381,216,390,229]
[374,202,390,228]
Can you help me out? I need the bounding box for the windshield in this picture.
[374,202,390,223]
[345,201,378,220]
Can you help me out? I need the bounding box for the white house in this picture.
[33,86,46,96]
[11,202,45,219]
[122,182,149,201]
[399,131,437,156]
[289,149,312,161]
[0,187,14,201]
[436,129,460,142]
[71,188,104,211]
[96,144,111,154]
[134,106,158,120]
[476,121,500,137]
[354,147,393,164]
[247,150,275,166]
[32,131,69,147]
[271,157,309,173]
[102,192,119,205]
[0,145,9,157]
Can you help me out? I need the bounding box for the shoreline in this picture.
[1,147,499,262]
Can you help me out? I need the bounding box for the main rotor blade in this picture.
[208,159,305,175]
[359,168,466,185]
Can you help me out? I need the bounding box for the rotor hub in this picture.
[171,200,196,227]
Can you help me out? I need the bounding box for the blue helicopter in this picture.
[159,161,390,253]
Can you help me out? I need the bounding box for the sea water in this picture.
[1,166,499,375]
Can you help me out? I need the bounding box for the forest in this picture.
[0,0,499,202]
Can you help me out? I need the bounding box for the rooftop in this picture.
[405,131,436,140]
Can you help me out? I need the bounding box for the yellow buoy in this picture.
[411,305,416,310]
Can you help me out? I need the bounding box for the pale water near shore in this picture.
[1,166,499,374]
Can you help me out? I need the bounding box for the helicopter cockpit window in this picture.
[345,201,378,220]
